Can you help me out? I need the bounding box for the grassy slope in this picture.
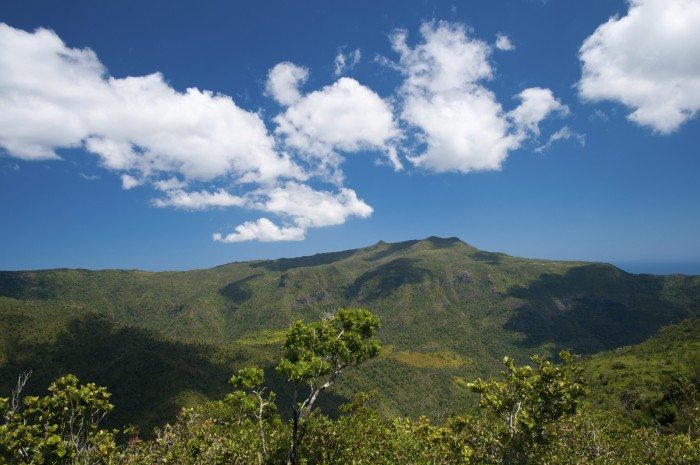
[1,237,698,430]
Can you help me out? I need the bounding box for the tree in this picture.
[467,350,586,464]
[0,373,118,464]
[228,367,276,462]
[276,308,381,465]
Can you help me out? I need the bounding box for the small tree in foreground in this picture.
[228,367,276,462]
[276,308,381,465]
[467,350,586,464]
[0,373,118,465]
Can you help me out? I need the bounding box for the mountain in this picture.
[1,237,698,431]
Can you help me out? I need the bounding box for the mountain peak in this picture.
[423,236,463,245]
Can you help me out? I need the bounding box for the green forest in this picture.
[1,310,698,464]
[1,238,698,463]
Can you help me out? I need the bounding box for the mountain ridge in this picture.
[2,236,594,274]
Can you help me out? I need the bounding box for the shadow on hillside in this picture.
[366,240,420,262]
[0,313,248,434]
[219,273,261,304]
[0,313,353,433]
[251,249,357,272]
[503,265,695,354]
[422,236,462,249]
[347,258,433,301]
[0,271,58,300]
[469,251,503,265]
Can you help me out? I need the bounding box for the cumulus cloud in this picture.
[495,34,515,51]
[265,62,309,106]
[150,181,373,241]
[392,22,493,95]
[578,0,700,133]
[0,23,378,243]
[210,182,373,241]
[153,189,245,210]
[509,87,569,136]
[154,181,372,230]
[249,182,373,228]
[120,174,142,190]
[273,76,401,173]
[334,48,361,76]
[392,21,565,173]
[0,23,302,185]
[213,218,305,243]
[153,177,187,191]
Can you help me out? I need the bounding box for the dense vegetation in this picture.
[1,310,698,464]
[1,237,699,432]
[584,317,699,434]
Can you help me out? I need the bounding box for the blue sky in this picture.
[1,0,699,273]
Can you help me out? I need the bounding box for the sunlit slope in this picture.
[583,317,700,431]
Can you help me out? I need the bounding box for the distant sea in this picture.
[612,261,700,276]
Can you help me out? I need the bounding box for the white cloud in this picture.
[211,182,373,242]
[153,177,187,191]
[334,48,361,76]
[509,87,568,136]
[213,218,305,243]
[79,172,100,180]
[273,76,401,173]
[401,90,518,172]
[265,62,309,106]
[250,182,373,228]
[120,174,142,190]
[535,126,586,153]
[578,0,700,133]
[392,22,493,95]
[0,24,379,243]
[153,188,245,210]
[0,23,303,184]
[392,21,565,173]
[495,34,515,51]
[149,181,373,241]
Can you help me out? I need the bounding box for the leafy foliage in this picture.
[467,351,587,463]
[276,308,381,464]
[0,374,119,464]
[277,309,381,384]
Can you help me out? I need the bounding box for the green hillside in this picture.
[1,237,698,431]
[583,316,700,431]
